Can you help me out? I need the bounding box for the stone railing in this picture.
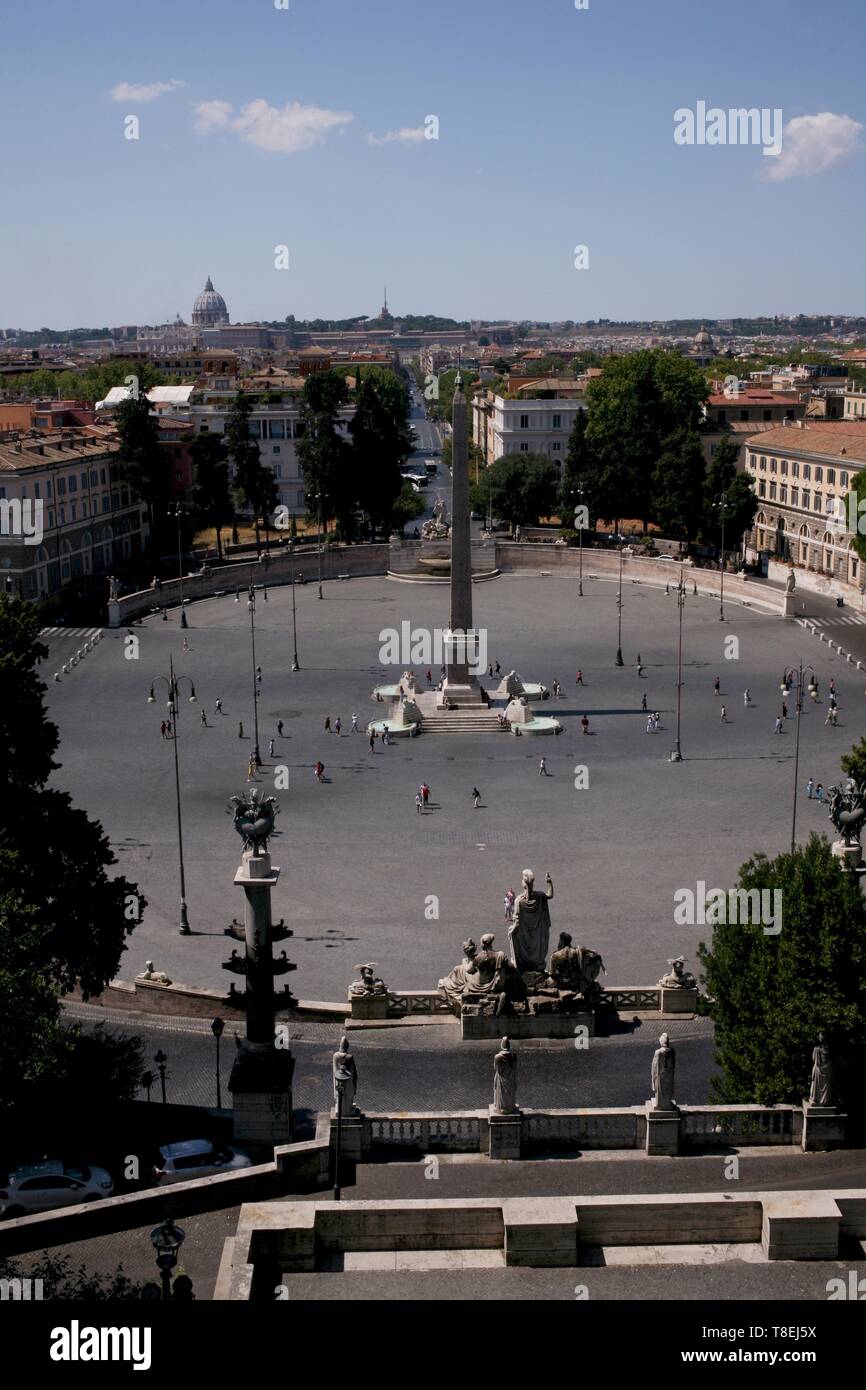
[366,1113,483,1152]
[388,990,452,1016]
[680,1104,800,1148]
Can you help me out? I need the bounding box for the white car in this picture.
[152,1139,253,1185]
[1,1161,113,1218]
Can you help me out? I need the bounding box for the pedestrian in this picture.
[215,698,223,715]
[829,692,837,710]
[831,706,839,725]
[415,792,423,814]
[162,607,167,621]
[653,712,661,730]
[488,664,494,679]
[743,689,750,707]
[636,653,642,667]
[825,708,833,726]
[200,710,208,728]
[472,787,481,808]
[324,716,331,733]
[277,719,284,738]
[368,731,375,752]
[829,678,836,696]
[646,715,653,734]
[774,717,783,734]
[539,757,548,776]
[665,582,670,596]
[781,700,789,720]
[576,669,584,686]
[238,722,244,739]
[315,760,325,782]
[495,662,501,676]
[504,887,515,922]
[160,720,166,738]
[641,692,648,712]
[268,737,275,757]
[256,665,262,684]
[351,713,359,733]
[422,783,430,806]
[426,668,432,686]
[165,719,172,738]
[182,635,189,652]
[714,676,721,696]
[805,777,814,799]
[720,704,727,723]
[581,714,589,735]
[335,717,342,736]
[816,783,825,803]
[247,757,256,781]
[637,662,644,678]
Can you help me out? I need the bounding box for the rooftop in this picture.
[0,427,118,471]
[746,421,866,463]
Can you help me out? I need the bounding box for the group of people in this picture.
[805,778,826,803]
[414,782,431,813]
[323,714,361,735]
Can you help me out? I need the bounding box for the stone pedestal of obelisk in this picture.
[442,372,486,706]
[226,846,295,1146]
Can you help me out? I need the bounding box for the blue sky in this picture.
[3,0,865,327]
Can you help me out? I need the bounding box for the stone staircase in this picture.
[421,709,507,734]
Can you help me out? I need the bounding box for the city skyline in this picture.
[2,0,865,327]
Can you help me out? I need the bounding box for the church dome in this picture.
[694,324,713,347]
[192,276,229,326]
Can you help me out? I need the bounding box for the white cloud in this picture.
[195,98,354,153]
[762,111,864,182]
[110,79,185,103]
[366,126,426,147]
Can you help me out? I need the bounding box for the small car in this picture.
[0,1161,113,1218]
[152,1139,253,1184]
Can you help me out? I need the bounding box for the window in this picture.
[48,510,55,528]
[781,459,788,475]
[102,496,110,513]
[814,494,822,512]
[269,419,285,439]
[68,475,77,492]
[175,471,182,482]
[293,421,306,439]
[780,485,787,504]
[82,499,88,517]
[80,472,87,489]
[100,469,106,484]
[552,414,562,429]
[815,467,823,483]
[520,442,529,452]
[520,415,529,429]
[552,442,561,452]
[758,481,767,497]
[792,461,800,478]
[763,409,772,420]
[111,494,119,511]
[840,472,849,488]
[297,490,305,508]
[273,465,282,478]
[803,464,811,480]
[759,456,767,471]
[769,482,777,500]
[248,421,261,439]
[717,410,727,424]
[791,487,799,507]
[826,469,835,485]
[56,477,66,495]
[802,490,810,510]
[740,410,750,421]
[70,503,76,521]
[60,506,66,524]
[47,480,52,497]
[272,445,281,454]
[34,482,40,498]
[90,471,98,486]
[770,458,777,473]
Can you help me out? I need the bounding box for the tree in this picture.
[559,408,595,524]
[0,1253,144,1301]
[349,367,412,540]
[840,736,866,786]
[295,369,355,538]
[225,393,270,555]
[698,836,866,1109]
[652,428,706,542]
[190,433,233,560]
[0,596,145,1118]
[479,453,558,532]
[390,481,426,536]
[114,395,171,549]
[702,434,757,553]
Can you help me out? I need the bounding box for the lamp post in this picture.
[714,492,728,623]
[211,1016,224,1110]
[169,503,188,629]
[247,581,262,766]
[575,492,585,598]
[291,567,300,671]
[671,561,686,762]
[317,505,324,600]
[150,1219,185,1301]
[147,656,197,934]
[789,660,817,854]
[154,1049,168,1104]
[615,542,624,666]
[141,1069,154,1103]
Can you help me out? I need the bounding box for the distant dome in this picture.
[694,324,713,347]
[192,276,229,327]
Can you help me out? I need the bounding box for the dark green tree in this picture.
[190,432,233,560]
[114,394,171,548]
[651,428,706,541]
[698,836,866,1109]
[559,408,595,524]
[295,369,355,538]
[840,735,866,786]
[390,481,426,536]
[225,393,267,554]
[478,453,558,532]
[350,367,412,540]
[702,434,758,552]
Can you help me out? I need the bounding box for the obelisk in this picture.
[443,371,484,705]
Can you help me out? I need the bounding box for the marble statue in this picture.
[827,779,866,849]
[421,497,450,539]
[658,955,696,989]
[138,960,172,984]
[493,1037,518,1113]
[508,870,554,973]
[549,932,606,999]
[438,935,526,1014]
[108,575,120,602]
[350,963,387,997]
[785,569,796,593]
[438,939,479,1010]
[651,1033,677,1110]
[808,1034,834,1107]
[333,1035,359,1115]
[228,788,280,856]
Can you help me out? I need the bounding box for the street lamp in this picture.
[714,492,728,623]
[671,561,686,762]
[247,581,262,767]
[615,542,624,666]
[574,492,585,598]
[317,504,324,600]
[153,1049,168,1104]
[789,660,817,854]
[169,503,188,629]
[150,1219,185,1301]
[147,655,197,934]
[291,568,300,671]
[211,1017,224,1110]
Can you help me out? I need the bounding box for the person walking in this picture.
[636,653,642,667]
[646,715,653,734]
[781,699,789,720]
[641,692,648,712]
[488,664,494,679]
[276,719,284,738]
[495,662,501,676]
[238,722,244,739]
[575,669,584,686]
[334,717,342,736]
[720,704,727,723]
[774,717,783,734]
[637,661,644,678]
[415,792,423,814]
[314,760,325,782]
[653,712,661,731]
[743,689,750,707]
[200,710,208,728]
[816,783,825,803]
[829,678,836,696]
[351,713,359,733]
[268,737,275,757]
[714,675,721,696]
[247,756,257,781]
[829,692,837,710]
[324,716,331,734]
[825,707,834,726]
[805,777,814,799]
[539,756,548,776]
[472,787,481,809]
[165,719,172,738]
[160,720,167,739]
[421,783,430,807]
[215,698,223,716]
[504,887,515,922]
[368,731,376,753]
[831,706,839,725]
[426,668,433,687]
[581,713,589,734]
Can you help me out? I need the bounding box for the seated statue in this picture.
[438,935,526,1015]
[439,939,479,1011]
[549,933,606,1002]
[350,963,388,997]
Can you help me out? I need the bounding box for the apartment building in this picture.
[472,382,585,472]
[701,387,805,466]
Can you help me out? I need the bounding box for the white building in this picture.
[472,381,585,474]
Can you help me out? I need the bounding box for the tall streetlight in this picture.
[169,502,188,629]
[575,492,585,598]
[290,568,300,671]
[247,581,262,766]
[671,561,686,762]
[615,542,624,666]
[150,1219,185,1301]
[147,656,196,934]
[211,1017,224,1110]
[714,492,728,623]
[153,1049,168,1103]
[788,659,817,854]
[317,504,324,600]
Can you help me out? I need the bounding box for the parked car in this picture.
[0,1161,113,1218]
[152,1139,253,1185]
